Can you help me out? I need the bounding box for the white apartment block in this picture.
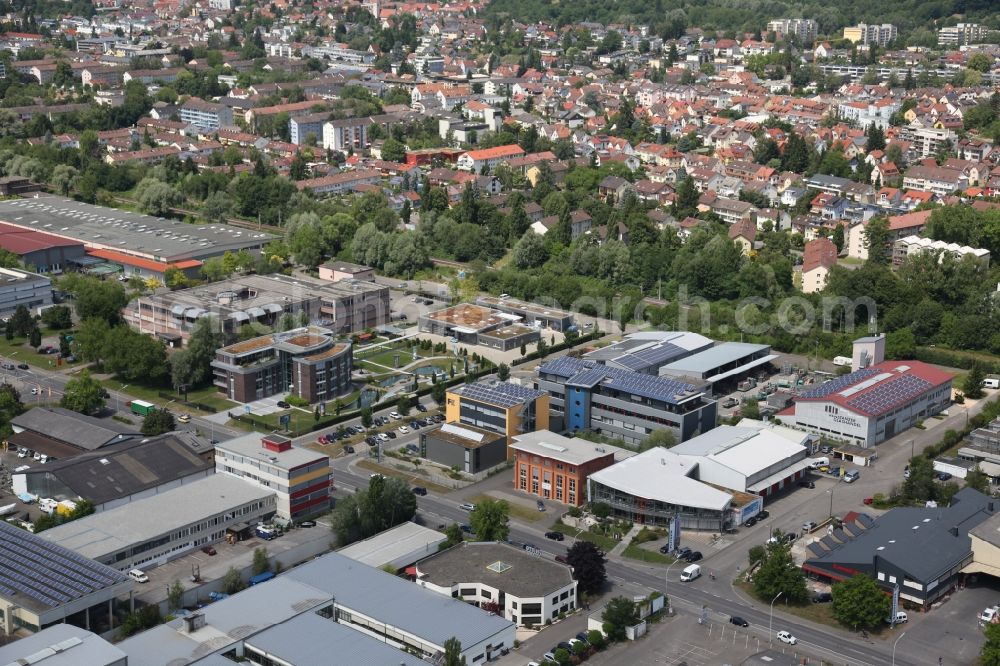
[766,18,817,43]
[843,23,898,47]
[938,23,988,46]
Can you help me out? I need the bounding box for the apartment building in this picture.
[457,145,526,173]
[179,98,234,131]
[902,164,967,197]
[899,124,957,159]
[295,169,383,196]
[843,23,897,46]
[211,326,352,404]
[801,236,838,294]
[765,18,817,43]
[215,433,331,520]
[938,23,988,46]
[289,112,328,145]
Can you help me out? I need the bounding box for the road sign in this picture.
[279,414,291,427]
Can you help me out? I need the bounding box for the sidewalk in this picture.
[608,524,642,557]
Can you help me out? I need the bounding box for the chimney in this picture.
[182,612,206,633]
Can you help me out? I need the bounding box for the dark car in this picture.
[575,632,590,644]
[937,472,953,481]
[344,446,355,454]
[416,403,428,412]
[658,545,672,554]
[276,400,290,409]
[812,592,833,603]
[758,510,769,520]
[675,546,692,559]
[556,642,573,652]
[745,516,757,527]
[685,551,703,562]
[555,555,569,564]
[460,524,473,533]
[16,363,28,370]
[522,543,538,551]
[798,480,816,489]
[201,546,217,556]
[299,520,316,528]
[386,431,397,439]
[730,616,749,627]
[412,486,428,496]
[544,531,564,541]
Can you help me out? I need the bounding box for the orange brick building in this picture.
[510,431,627,506]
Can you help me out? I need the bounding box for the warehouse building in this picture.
[510,430,633,506]
[10,407,139,461]
[658,341,777,390]
[39,475,277,572]
[338,522,446,571]
[13,434,215,512]
[419,422,509,475]
[535,355,717,446]
[804,488,995,607]
[0,197,275,281]
[211,326,352,404]
[124,273,389,345]
[418,303,540,350]
[784,360,953,448]
[583,331,714,375]
[445,380,550,453]
[415,541,577,626]
[0,222,86,273]
[0,520,132,636]
[476,295,575,331]
[215,433,331,520]
[0,625,127,665]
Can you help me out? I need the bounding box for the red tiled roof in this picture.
[462,145,525,161]
[87,248,201,272]
[0,223,82,255]
[887,209,932,231]
[802,237,838,273]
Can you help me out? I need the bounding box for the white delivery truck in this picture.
[680,564,701,582]
[833,356,852,367]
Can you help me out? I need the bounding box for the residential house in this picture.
[801,237,838,294]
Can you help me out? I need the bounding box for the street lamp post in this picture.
[769,591,782,640]
[892,631,907,666]
[664,557,681,612]
[116,383,129,413]
[909,438,914,460]
[827,487,834,518]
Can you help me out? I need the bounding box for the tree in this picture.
[135,177,183,216]
[752,541,808,602]
[511,231,548,269]
[59,274,128,325]
[252,547,271,575]
[831,574,891,631]
[638,429,677,451]
[382,137,406,162]
[221,567,245,594]
[966,466,990,494]
[469,498,510,542]
[361,406,373,429]
[41,305,72,330]
[671,176,699,219]
[964,362,986,399]
[496,363,510,381]
[167,580,184,611]
[8,305,33,337]
[444,523,464,546]
[29,326,41,348]
[50,164,78,196]
[832,223,845,253]
[566,541,607,594]
[983,622,1000,665]
[141,409,176,436]
[601,596,639,641]
[903,454,936,503]
[443,637,466,666]
[60,370,106,415]
[171,318,223,390]
[330,476,417,545]
[862,217,891,264]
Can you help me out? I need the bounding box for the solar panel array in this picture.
[0,522,126,610]
[541,355,699,405]
[798,368,880,399]
[629,342,686,368]
[847,374,933,416]
[564,367,610,388]
[538,356,589,379]
[459,381,545,409]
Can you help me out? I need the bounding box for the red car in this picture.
[201,546,217,556]
[863,497,874,505]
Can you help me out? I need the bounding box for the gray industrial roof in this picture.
[659,342,771,374]
[38,475,275,561]
[0,197,274,262]
[416,542,574,598]
[511,430,634,466]
[11,407,139,451]
[0,520,128,615]
[245,611,425,666]
[0,625,126,666]
[284,551,514,650]
[19,434,213,505]
[806,488,995,582]
[216,431,327,471]
[337,521,446,569]
[118,577,330,666]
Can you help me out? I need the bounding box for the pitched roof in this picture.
[794,360,952,418]
[802,237,838,273]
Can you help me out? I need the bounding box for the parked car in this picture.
[460,503,476,511]
[685,551,703,562]
[276,400,290,409]
[555,555,569,564]
[344,446,355,454]
[459,524,473,533]
[721,397,739,409]
[386,431,397,439]
[812,592,833,603]
[802,521,817,533]
[937,472,953,481]
[575,632,590,644]
[201,546,217,556]
[398,426,409,434]
[537,500,546,512]
[776,631,797,645]
[843,470,860,483]
[729,616,749,627]
[658,545,672,554]
[675,547,692,559]
[826,466,841,476]
[863,497,874,505]
[416,403,428,412]
[389,411,402,420]
[16,363,28,370]
[745,516,757,527]
[544,531,564,541]
[798,480,816,489]
[412,487,427,496]
[886,611,908,624]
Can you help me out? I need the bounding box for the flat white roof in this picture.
[588,450,732,512]
[216,432,327,470]
[511,431,635,466]
[672,425,808,478]
[337,522,446,569]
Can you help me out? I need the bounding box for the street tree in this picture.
[638,429,677,451]
[601,596,639,641]
[831,574,891,631]
[252,547,271,575]
[221,567,245,594]
[982,621,1000,665]
[141,409,176,436]
[469,498,510,542]
[29,326,41,348]
[60,370,106,415]
[167,580,184,611]
[566,540,607,594]
[443,637,466,666]
[360,406,373,429]
[330,476,416,546]
[752,541,808,602]
[444,523,464,547]
[964,362,986,399]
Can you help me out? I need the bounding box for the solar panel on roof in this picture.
[799,368,879,399]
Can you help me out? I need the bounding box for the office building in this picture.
[535,355,717,446]
[766,18,818,43]
[124,273,389,345]
[415,541,577,626]
[419,303,540,351]
[805,488,995,608]
[215,433,331,520]
[583,331,714,375]
[938,23,988,46]
[0,521,131,636]
[0,266,51,315]
[0,625,127,665]
[475,295,575,331]
[446,381,550,452]
[842,23,897,46]
[784,358,952,448]
[510,430,632,506]
[211,326,352,404]
[12,434,215,512]
[39,475,277,572]
[0,222,86,273]
[0,197,274,281]
[419,422,509,475]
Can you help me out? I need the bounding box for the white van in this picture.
[680,564,701,582]
[128,569,149,583]
[886,611,907,624]
[809,457,830,469]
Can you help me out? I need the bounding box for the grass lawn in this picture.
[97,379,237,414]
[732,581,887,637]
[467,493,547,523]
[0,333,75,369]
[622,544,675,565]
[551,522,618,551]
[355,459,453,494]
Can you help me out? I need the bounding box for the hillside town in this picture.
[0,1,996,665]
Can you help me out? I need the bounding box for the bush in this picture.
[586,629,606,650]
[285,395,309,408]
